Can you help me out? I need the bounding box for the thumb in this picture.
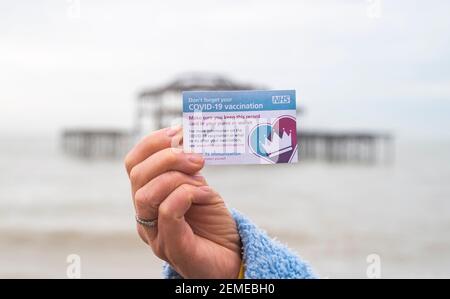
[157,184,212,263]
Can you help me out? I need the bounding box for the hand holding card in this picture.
[124,127,242,278]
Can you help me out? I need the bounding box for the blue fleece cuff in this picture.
[162,209,317,279]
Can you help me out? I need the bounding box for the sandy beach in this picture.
[2,225,449,278]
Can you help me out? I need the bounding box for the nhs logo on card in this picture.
[272,95,291,104]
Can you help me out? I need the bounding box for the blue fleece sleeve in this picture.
[162,209,317,279]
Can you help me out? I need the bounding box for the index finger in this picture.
[124,125,183,175]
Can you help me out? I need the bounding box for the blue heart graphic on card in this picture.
[248,115,298,164]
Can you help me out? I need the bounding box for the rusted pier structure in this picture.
[137,73,261,133]
[61,73,393,163]
[300,130,393,163]
[61,129,131,159]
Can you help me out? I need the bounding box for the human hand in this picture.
[124,126,241,278]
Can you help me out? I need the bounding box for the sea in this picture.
[1,134,449,278]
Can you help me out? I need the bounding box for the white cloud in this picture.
[0,0,449,138]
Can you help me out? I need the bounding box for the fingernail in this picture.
[199,185,212,192]
[167,125,182,137]
[188,154,204,164]
[192,175,205,181]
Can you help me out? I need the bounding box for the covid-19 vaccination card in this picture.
[183,90,298,165]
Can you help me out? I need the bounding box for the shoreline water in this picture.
[1,135,450,278]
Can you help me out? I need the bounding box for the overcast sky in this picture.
[1,0,449,139]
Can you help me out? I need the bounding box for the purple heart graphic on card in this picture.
[248,115,298,164]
